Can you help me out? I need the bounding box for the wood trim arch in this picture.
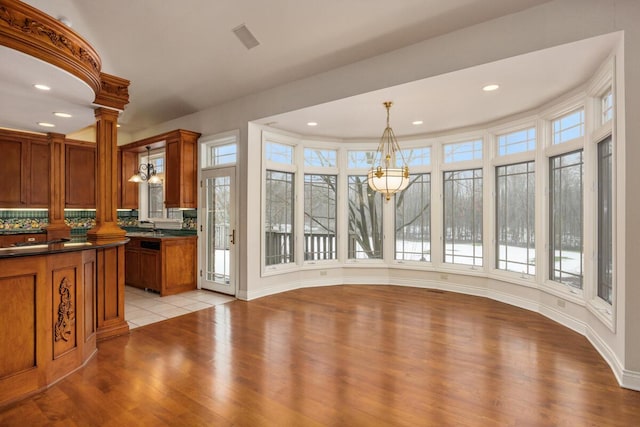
[0,0,129,109]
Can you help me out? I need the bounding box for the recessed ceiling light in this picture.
[483,84,500,92]
[412,120,423,126]
[53,112,72,118]
[34,84,51,91]
[38,122,55,127]
[307,122,318,127]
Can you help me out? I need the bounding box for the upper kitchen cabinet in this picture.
[118,149,139,209]
[120,129,201,209]
[165,130,199,208]
[65,140,96,208]
[0,131,50,208]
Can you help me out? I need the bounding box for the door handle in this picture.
[229,229,235,245]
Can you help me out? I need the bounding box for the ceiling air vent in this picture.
[232,24,260,50]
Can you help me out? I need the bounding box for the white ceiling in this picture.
[0,0,618,139]
[259,33,620,139]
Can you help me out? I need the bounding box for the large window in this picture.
[265,170,295,266]
[443,169,483,266]
[147,153,165,218]
[496,162,535,274]
[304,174,337,260]
[549,150,583,288]
[598,136,613,303]
[395,173,431,261]
[348,175,383,259]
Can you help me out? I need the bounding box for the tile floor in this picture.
[125,286,236,329]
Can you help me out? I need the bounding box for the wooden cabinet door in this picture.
[124,247,141,288]
[120,150,139,209]
[164,138,181,208]
[164,131,197,209]
[139,250,160,291]
[65,143,96,208]
[27,141,50,207]
[0,138,25,207]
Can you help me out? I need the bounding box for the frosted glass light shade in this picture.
[128,173,143,183]
[148,174,162,184]
[367,167,410,201]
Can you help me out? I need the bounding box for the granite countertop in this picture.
[0,238,128,259]
[0,229,46,235]
[125,231,197,239]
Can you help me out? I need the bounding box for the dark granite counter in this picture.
[0,237,128,258]
[0,228,46,235]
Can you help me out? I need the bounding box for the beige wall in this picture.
[132,0,640,387]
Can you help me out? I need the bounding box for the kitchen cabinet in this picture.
[65,141,96,208]
[125,234,197,296]
[164,130,199,208]
[29,141,50,207]
[120,129,200,210]
[0,133,50,208]
[118,149,139,209]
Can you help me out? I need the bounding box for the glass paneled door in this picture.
[200,167,236,295]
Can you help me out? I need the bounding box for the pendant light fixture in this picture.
[367,101,410,201]
[128,146,162,184]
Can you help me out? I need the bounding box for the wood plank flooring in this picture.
[1,285,639,426]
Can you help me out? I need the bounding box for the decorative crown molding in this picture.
[0,0,130,110]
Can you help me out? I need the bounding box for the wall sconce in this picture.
[128,146,162,184]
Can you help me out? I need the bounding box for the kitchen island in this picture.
[0,238,128,406]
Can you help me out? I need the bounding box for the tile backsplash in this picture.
[0,210,48,230]
[0,210,197,232]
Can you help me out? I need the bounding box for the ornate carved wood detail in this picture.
[0,0,108,102]
[95,72,130,111]
[54,276,74,343]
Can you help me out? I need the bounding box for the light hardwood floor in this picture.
[1,285,639,426]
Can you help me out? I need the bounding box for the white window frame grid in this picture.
[487,119,539,284]
[584,56,616,331]
[261,132,299,274]
[497,126,536,157]
[201,132,238,169]
[394,140,433,265]
[442,138,484,164]
[601,90,613,125]
[552,108,585,146]
[541,97,586,301]
[303,144,339,265]
[494,160,537,277]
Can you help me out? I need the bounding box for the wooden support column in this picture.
[87,108,126,243]
[45,132,71,240]
[88,107,128,340]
